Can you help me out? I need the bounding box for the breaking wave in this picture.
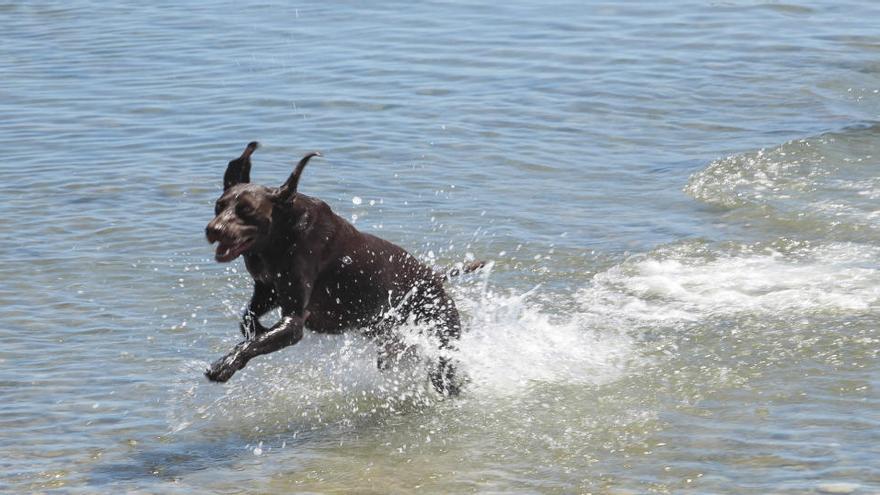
[685,123,880,239]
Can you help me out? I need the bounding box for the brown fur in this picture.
[203,142,482,395]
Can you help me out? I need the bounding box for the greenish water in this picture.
[2,1,880,493]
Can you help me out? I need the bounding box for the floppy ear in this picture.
[277,151,321,201]
[223,141,259,190]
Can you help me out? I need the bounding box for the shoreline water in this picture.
[3,1,880,493]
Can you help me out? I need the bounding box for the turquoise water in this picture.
[2,1,880,493]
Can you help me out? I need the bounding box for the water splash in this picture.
[167,265,641,435]
[168,234,880,438]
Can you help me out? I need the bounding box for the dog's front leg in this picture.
[205,313,305,383]
[240,281,276,339]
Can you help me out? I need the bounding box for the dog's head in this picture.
[206,142,321,262]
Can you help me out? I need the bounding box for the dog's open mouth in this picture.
[213,238,254,263]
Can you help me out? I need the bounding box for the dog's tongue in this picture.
[215,242,237,262]
[214,239,255,262]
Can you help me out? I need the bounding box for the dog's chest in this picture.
[244,254,276,284]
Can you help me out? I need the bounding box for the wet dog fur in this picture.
[203,142,482,395]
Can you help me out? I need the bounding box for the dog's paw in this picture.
[429,357,465,397]
[204,354,243,382]
[376,354,389,371]
[376,346,395,371]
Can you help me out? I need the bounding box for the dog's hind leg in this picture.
[363,316,403,371]
[419,285,465,396]
[375,333,407,371]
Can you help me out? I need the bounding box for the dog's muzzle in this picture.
[206,224,255,263]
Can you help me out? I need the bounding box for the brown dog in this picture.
[204,142,481,395]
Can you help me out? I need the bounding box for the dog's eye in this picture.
[237,203,254,217]
[214,202,223,215]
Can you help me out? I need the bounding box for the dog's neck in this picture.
[244,194,342,286]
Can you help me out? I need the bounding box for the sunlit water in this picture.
[3,1,880,493]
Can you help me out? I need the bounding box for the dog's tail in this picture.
[442,260,486,281]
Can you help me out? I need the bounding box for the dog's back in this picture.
[293,195,447,333]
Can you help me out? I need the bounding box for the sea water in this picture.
[2,1,880,493]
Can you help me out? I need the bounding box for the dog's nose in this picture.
[206,222,222,243]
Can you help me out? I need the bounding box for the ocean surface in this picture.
[3,1,880,493]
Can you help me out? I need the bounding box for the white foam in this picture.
[586,242,880,323]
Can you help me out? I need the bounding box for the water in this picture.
[2,1,880,493]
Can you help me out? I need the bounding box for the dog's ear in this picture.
[278,152,321,201]
[223,141,259,190]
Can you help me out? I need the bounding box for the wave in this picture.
[685,123,880,239]
[587,240,880,323]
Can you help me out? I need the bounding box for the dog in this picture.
[203,142,482,395]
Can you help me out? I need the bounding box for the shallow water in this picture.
[2,1,880,493]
